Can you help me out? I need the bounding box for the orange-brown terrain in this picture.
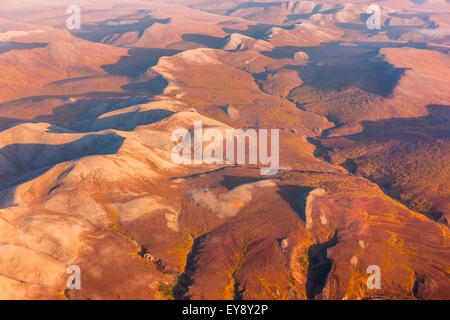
[0,0,448,300]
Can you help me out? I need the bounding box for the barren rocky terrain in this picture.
[0,0,448,300]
